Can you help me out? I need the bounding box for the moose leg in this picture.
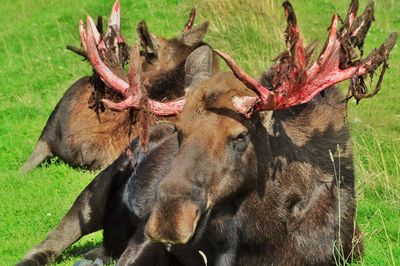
[16,147,136,266]
[19,140,53,174]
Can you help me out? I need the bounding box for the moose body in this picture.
[23,76,132,170]
[103,75,362,266]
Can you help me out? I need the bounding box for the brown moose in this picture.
[144,1,396,265]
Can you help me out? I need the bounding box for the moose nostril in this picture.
[144,202,201,245]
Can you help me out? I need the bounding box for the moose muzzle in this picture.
[145,200,200,245]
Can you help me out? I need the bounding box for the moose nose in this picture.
[145,201,200,245]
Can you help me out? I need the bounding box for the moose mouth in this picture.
[145,201,212,246]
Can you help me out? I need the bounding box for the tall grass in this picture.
[195,0,285,75]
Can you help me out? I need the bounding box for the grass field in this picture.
[0,0,398,265]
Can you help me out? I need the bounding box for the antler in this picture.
[105,0,125,44]
[183,8,197,32]
[215,0,398,117]
[84,16,185,115]
[67,0,126,59]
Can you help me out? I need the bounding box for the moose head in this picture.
[141,0,396,264]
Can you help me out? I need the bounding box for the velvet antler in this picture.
[215,0,397,117]
[104,0,126,45]
[84,16,185,115]
[68,0,126,59]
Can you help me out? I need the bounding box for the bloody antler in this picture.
[68,0,126,59]
[105,0,125,44]
[215,0,397,117]
[84,16,185,115]
[74,1,199,115]
[183,8,197,32]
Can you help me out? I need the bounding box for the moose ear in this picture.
[184,45,214,93]
[178,21,209,47]
[137,20,158,56]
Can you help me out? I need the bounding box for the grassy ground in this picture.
[0,0,398,265]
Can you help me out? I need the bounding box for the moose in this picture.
[20,1,211,173]
[17,0,397,265]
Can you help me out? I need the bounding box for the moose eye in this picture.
[145,52,157,62]
[231,131,249,152]
[139,50,157,64]
[233,132,248,142]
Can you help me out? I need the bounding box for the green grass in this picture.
[0,0,398,265]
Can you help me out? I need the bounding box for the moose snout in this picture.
[145,201,200,245]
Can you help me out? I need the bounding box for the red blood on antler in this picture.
[70,0,126,59]
[106,0,121,35]
[215,0,397,117]
[105,0,125,44]
[77,2,201,116]
[84,16,185,115]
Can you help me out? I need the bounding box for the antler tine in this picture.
[106,0,124,43]
[283,1,305,72]
[340,0,359,36]
[213,49,275,115]
[102,42,142,111]
[128,42,142,99]
[87,16,102,46]
[86,16,130,97]
[183,8,197,32]
[347,32,397,101]
[79,19,87,51]
[348,1,374,52]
